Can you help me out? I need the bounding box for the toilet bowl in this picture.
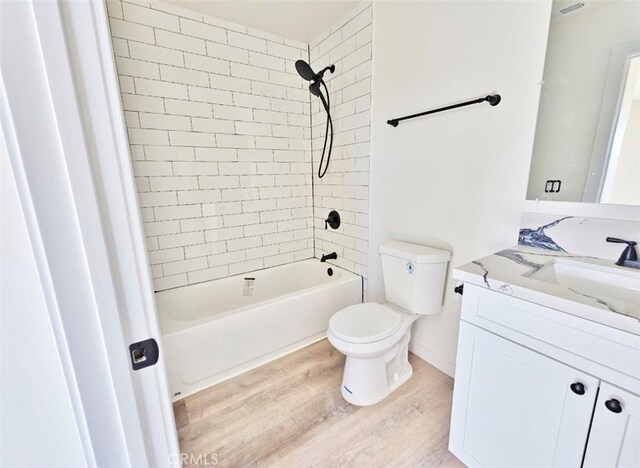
[327,241,450,406]
[328,302,418,406]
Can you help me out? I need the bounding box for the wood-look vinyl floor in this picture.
[173,339,464,468]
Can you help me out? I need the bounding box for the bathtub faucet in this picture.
[321,252,338,262]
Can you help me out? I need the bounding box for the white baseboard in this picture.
[409,340,456,378]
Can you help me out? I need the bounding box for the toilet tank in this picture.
[379,240,451,315]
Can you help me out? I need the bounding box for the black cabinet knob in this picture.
[605,398,623,414]
[570,382,586,395]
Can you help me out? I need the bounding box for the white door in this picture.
[449,322,599,467]
[583,382,640,468]
[1,1,179,465]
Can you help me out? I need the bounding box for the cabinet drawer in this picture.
[460,284,640,390]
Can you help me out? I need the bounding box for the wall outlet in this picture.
[545,180,562,193]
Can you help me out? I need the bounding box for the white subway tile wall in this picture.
[310,3,372,291]
[107,0,314,291]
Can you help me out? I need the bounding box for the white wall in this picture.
[1,136,86,466]
[309,2,372,290]
[527,1,640,202]
[369,0,552,374]
[107,0,314,291]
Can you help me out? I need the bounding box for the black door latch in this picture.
[129,338,159,371]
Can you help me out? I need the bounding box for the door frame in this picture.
[583,39,640,203]
[1,0,179,465]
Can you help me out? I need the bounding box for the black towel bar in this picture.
[387,94,501,127]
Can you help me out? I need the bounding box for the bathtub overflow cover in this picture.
[406,262,415,274]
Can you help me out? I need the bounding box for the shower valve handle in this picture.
[325,210,341,230]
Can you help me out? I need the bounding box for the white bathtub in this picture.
[156,260,362,400]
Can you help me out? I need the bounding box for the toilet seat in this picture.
[329,303,402,344]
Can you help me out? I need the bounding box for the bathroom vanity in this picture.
[449,246,640,467]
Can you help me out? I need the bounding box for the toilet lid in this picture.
[330,303,402,344]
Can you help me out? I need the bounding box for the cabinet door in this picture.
[449,322,599,467]
[583,382,640,467]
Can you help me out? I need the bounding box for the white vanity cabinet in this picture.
[449,284,640,468]
[451,322,599,467]
[583,383,640,467]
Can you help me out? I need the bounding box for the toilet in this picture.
[327,240,450,406]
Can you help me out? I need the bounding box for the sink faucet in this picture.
[321,252,338,262]
[606,237,639,269]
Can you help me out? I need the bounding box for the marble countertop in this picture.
[453,246,640,336]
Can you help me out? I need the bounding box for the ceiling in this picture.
[157,0,360,43]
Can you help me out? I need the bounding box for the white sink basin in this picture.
[525,258,640,317]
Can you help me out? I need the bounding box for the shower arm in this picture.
[317,65,335,79]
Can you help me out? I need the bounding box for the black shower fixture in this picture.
[295,59,335,178]
[295,60,335,94]
[324,210,341,230]
[294,60,318,82]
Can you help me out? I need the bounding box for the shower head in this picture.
[295,59,335,179]
[295,59,336,84]
[309,80,321,96]
[295,59,317,82]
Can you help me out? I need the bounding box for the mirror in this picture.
[527,0,640,205]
